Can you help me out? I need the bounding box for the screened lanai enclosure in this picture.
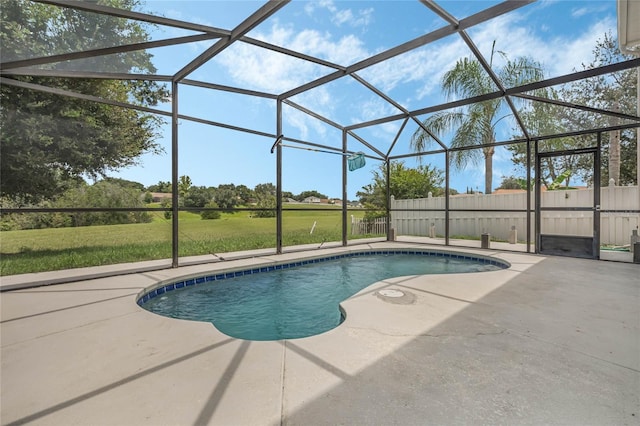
[1,0,639,275]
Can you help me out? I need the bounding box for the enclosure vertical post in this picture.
[385,160,391,241]
[526,138,532,253]
[276,100,283,254]
[594,132,602,259]
[171,81,179,268]
[342,129,348,246]
[445,150,450,245]
[534,140,541,254]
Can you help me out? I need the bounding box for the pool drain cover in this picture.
[376,289,416,305]
[378,289,405,298]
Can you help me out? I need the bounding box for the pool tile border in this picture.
[137,249,509,306]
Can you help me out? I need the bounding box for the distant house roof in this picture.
[150,192,172,202]
[492,189,526,195]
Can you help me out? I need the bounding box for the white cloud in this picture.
[571,3,610,18]
[216,23,370,92]
[359,12,618,105]
[351,96,403,135]
[462,13,616,77]
[305,0,373,28]
[571,7,589,18]
[543,18,616,75]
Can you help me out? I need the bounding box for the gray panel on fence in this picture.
[539,235,594,259]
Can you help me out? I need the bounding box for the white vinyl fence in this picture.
[390,186,640,246]
[351,216,387,235]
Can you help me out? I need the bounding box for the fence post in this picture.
[508,225,517,244]
[481,232,490,249]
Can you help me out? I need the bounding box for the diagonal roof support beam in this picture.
[31,0,231,35]
[350,72,408,115]
[241,38,346,72]
[182,80,278,100]
[173,0,290,82]
[280,0,532,100]
[0,76,171,117]
[0,69,173,81]
[514,93,640,122]
[410,116,448,151]
[177,114,275,139]
[506,57,640,94]
[346,131,387,159]
[282,99,343,130]
[419,0,460,26]
[0,34,220,71]
[386,117,410,158]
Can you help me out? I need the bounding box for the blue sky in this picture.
[107,0,623,198]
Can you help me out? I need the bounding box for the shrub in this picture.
[252,196,276,218]
[54,181,153,226]
[201,201,221,220]
[161,198,172,219]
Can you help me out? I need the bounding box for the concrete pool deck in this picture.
[1,242,638,425]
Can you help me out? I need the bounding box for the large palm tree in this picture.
[411,47,543,194]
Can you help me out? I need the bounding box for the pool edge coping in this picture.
[136,247,511,307]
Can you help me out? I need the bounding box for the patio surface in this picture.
[1,241,638,425]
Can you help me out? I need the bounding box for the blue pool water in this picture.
[140,250,506,341]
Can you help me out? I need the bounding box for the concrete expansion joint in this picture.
[474,329,508,337]
[279,339,287,426]
[358,328,509,339]
[348,326,448,338]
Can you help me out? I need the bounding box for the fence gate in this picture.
[536,146,600,259]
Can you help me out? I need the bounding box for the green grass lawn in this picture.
[0,205,374,276]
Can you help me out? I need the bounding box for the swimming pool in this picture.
[138,249,508,341]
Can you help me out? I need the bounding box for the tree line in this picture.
[0,175,339,230]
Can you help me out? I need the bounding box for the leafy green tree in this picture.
[160,197,172,219]
[357,161,444,216]
[102,178,145,192]
[411,44,543,194]
[254,183,276,198]
[507,89,584,188]
[282,191,295,201]
[564,32,637,186]
[253,196,276,218]
[496,176,524,190]
[178,175,192,199]
[183,186,213,209]
[0,0,169,201]
[251,183,278,217]
[235,184,253,205]
[146,181,172,193]
[508,33,637,187]
[214,187,238,212]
